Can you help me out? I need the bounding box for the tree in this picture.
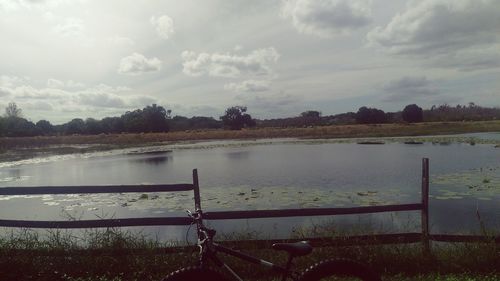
[0,117,5,136]
[300,110,322,126]
[65,118,86,135]
[189,116,222,130]
[402,104,423,123]
[142,104,170,132]
[3,117,37,137]
[121,109,145,133]
[85,118,102,134]
[100,117,124,133]
[5,102,22,118]
[36,120,54,135]
[355,107,387,124]
[220,106,255,130]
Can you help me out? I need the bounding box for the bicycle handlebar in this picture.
[186,209,216,242]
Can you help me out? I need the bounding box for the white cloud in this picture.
[53,17,85,38]
[0,75,26,87]
[224,80,271,92]
[150,15,175,39]
[47,78,65,88]
[382,76,439,102]
[282,0,372,37]
[367,0,500,70]
[66,80,85,89]
[182,47,280,78]
[118,53,162,75]
[47,78,86,89]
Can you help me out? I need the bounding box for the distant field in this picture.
[1,120,500,149]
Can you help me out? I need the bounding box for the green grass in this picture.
[0,227,498,281]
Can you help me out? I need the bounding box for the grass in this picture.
[0,227,498,281]
[1,120,500,149]
[1,120,500,162]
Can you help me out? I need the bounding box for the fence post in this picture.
[421,158,430,255]
[192,169,201,211]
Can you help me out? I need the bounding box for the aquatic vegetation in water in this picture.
[0,185,412,214]
[431,166,500,200]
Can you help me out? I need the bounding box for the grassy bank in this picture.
[0,228,498,281]
[2,120,500,148]
[1,120,499,162]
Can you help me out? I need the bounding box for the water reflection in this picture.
[225,150,250,160]
[0,168,28,183]
[132,155,172,165]
[129,151,172,166]
[8,168,21,179]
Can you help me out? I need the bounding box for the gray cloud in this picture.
[224,80,271,93]
[129,96,158,107]
[282,0,372,37]
[0,87,11,97]
[368,0,500,70]
[429,45,500,71]
[167,104,220,118]
[4,80,156,115]
[12,86,66,99]
[382,76,439,102]
[235,93,302,118]
[47,78,86,89]
[24,100,54,111]
[118,53,162,75]
[181,47,280,78]
[78,92,126,108]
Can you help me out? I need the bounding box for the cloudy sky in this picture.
[1,0,499,124]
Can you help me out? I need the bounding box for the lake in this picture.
[0,133,499,242]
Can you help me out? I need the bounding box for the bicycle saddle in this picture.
[271,241,312,256]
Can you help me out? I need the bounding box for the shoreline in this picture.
[1,120,499,163]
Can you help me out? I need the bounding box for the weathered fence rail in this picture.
[0,158,498,249]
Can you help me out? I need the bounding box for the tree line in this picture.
[1,102,499,137]
[0,103,172,137]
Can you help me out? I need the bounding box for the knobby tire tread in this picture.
[298,258,382,281]
[161,266,229,281]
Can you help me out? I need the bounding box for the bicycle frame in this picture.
[191,209,299,281]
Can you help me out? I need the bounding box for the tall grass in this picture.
[0,226,498,281]
[2,120,500,150]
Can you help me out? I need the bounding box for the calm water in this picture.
[0,134,499,241]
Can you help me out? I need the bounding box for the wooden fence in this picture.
[0,158,498,251]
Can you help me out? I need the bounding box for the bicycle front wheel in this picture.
[298,259,381,281]
[161,266,229,281]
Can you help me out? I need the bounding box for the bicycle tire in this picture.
[298,259,381,281]
[161,266,229,281]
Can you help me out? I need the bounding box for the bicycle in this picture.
[162,208,382,281]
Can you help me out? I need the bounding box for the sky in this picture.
[0,0,499,124]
